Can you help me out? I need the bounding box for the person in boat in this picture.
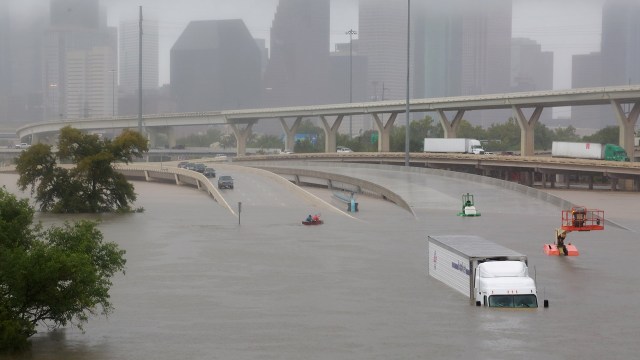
[312,214,320,222]
[305,214,313,222]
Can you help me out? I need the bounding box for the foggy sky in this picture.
[9,0,606,90]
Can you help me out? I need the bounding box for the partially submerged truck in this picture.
[428,235,547,308]
[551,141,629,162]
[423,138,485,154]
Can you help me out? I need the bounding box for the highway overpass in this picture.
[15,85,640,159]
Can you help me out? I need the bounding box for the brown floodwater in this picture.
[1,166,639,360]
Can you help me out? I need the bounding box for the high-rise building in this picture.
[359,0,409,102]
[412,0,512,126]
[572,52,605,129]
[119,19,159,96]
[571,0,640,129]
[170,20,262,112]
[263,0,331,107]
[43,0,117,120]
[0,1,10,124]
[601,0,640,87]
[511,38,553,92]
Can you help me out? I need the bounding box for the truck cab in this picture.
[468,139,485,155]
[474,261,538,308]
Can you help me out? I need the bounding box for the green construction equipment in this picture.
[457,193,481,217]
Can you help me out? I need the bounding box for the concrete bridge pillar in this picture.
[371,113,398,152]
[30,133,40,145]
[611,100,639,162]
[145,128,160,148]
[437,110,466,138]
[279,116,302,152]
[320,115,344,153]
[230,121,255,156]
[167,127,177,148]
[513,105,543,157]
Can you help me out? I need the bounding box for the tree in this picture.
[582,126,620,144]
[0,187,126,352]
[15,126,148,213]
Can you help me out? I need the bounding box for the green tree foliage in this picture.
[534,122,554,151]
[178,128,223,147]
[390,115,442,151]
[0,188,126,352]
[485,118,521,151]
[293,120,325,153]
[248,134,284,150]
[553,125,581,142]
[15,126,148,213]
[582,126,620,144]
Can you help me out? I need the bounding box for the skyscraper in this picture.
[601,0,640,87]
[119,19,159,96]
[263,0,331,107]
[170,20,262,112]
[359,0,409,102]
[0,1,10,124]
[43,0,116,120]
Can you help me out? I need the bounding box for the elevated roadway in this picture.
[15,85,640,158]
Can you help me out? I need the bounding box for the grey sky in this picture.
[102,0,603,91]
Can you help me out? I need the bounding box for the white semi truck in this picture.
[423,138,485,154]
[428,235,547,308]
[551,141,629,162]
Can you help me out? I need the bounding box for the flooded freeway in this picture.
[1,162,639,359]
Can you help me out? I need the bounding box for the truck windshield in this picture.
[488,295,538,308]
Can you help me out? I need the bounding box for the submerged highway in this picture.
[2,162,639,359]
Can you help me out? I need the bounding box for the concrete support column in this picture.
[279,116,302,152]
[588,176,594,190]
[145,128,160,148]
[167,127,177,148]
[319,115,344,153]
[30,133,40,144]
[371,113,398,152]
[230,121,255,156]
[611,100,640,162]
[512,105,543,157]
[436,110,466,138]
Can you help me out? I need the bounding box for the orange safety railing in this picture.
[560,207,604,231]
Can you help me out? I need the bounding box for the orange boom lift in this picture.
[543,206,604,256]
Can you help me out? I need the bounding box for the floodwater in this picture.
[1,164,639,360]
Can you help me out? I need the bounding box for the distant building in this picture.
[119,19,159,96]
[43,0,117,120]
[572,52,606,129]
[601,0,640,87]
[0,1,10,124]
[571,0,640,129]
[170,19,262,112]
[263,0,331,107]
[510,38,553,92]
[359,0,409,102]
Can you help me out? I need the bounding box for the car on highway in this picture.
[203,167,216,178]
[177,161,189,169]
[194,163,206,173]
[15,143,30,149]
[218,175,234,189]
[337,146,353,153]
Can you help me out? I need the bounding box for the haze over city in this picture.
[1,0,637,132]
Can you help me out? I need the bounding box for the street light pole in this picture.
[404,0,411,167]
[346,29,357,139]
[108,69,116,117]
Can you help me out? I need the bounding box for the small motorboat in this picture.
[302,219,323,225]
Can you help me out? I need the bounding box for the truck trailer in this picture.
[551,141,629,162]
[427,235,546,308]
[423,138,485,154]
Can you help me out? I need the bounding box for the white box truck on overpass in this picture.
[423,138,485,154]
[428,235,547,308]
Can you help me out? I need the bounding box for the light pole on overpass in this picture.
[404,0,411,166]
[346,29,357,139]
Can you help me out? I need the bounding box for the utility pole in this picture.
[404,0,411,167]
[138,6,143,134]
[346,29,357,139]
